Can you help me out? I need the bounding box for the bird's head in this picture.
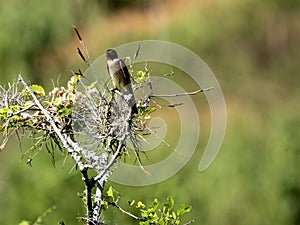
[105,49,118,61]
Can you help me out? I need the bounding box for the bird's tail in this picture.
[130,96,138,115]
[124,84,138,115]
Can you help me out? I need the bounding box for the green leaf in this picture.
[68,75,81,91]
[71,74,81,83]
[128,200,135,206]
[137,70,146,78]
[0,107,10,118]
[11,105,20,111]
[137,201,146,209]
[107,186,114,198]
[25,121,34,127]
[176,204,192,217]
[146,107,156,114]
[151,198,159,211]
[30,85,45,96]
[166,195,174,211]
[135,70,147,83]
[100,200,108,209]
[172,211,177,219]
[58,106,72,117]
[18,221,30,225]
[140,209,148,218]
[87,81,98,90]
[0,106,20,120]
[158,220,165,225]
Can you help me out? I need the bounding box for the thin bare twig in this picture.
[167,103,183,107]
[150,87,214,97]
[108,201,143,221]
[145,63,153,96]
[183,219,196,225]
[151,70,175,84]
[133,43,141,61]
[93,136,125,182]
[7,103,35,117]
[32,205,56,225]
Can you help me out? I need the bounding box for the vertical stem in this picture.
[82,169,107,225]
[81,168,94,225]
[92,180,105,224]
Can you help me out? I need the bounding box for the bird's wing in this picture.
[119,59,131,84]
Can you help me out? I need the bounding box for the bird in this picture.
[106,49,138,115]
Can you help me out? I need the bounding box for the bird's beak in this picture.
[106,54,112,61]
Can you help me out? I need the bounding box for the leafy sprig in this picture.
[100,186,194,225]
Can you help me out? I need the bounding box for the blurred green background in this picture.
[1,0,300,224]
